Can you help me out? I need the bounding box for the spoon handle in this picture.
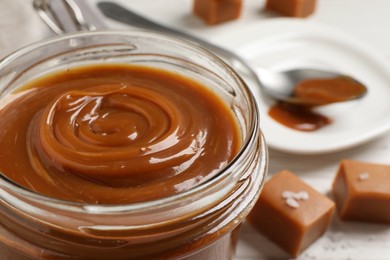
[33,0,107,34]
[98,3,222,53]
[34,1,262,93]
[97,2,260,81]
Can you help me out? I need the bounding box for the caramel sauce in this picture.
[0,64,241,204]
[268,76,365,131]
[293,76,366,106]
[268,102,331,131]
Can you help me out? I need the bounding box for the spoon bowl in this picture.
[257,67,367,105]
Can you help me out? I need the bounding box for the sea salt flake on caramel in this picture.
[248,170,335,257]
[193,0,242,25]
[282,190,295,199]
[265,0,317,18]
[282,190,309,208]
[332,160,390,224]
[358,172,370,181]
[286,197,300,208]
[293,191,309,201]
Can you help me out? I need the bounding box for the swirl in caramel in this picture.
[0,65,240,204]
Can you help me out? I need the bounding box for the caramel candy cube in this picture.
[248,170,335,257]
[332,160,390,224]
[193,0,242,25]
[266,0,317,18]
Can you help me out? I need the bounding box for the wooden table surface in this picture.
[2,0,390,259]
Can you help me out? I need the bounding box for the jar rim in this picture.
[0,30,264,213]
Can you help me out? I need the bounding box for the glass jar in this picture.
[0,31,267,259]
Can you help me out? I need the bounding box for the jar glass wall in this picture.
[0,31,267,259]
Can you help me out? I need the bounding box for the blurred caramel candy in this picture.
[248,170,335,257]
[193,0,242,25]
[332,160,390,224]
[266,0,317,17]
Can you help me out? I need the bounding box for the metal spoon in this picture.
[33,0,368,106]
[97,2,368,106]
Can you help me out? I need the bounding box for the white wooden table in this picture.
[1,0,390,259]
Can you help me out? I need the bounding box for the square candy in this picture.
[193,0,242,25]
[248,170,335,257]
[332,160,390,224]
[266,0,317,18]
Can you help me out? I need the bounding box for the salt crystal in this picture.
[358,172,370,181]
[293,191,309,201]
[282,190,294,199]
[286,197,300,208]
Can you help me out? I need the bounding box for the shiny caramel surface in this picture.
[0,64,240,204]
[268,102,331,131]
[293,76,367,106]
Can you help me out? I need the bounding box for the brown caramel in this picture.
[248,170,335,257]
[332,160,390,224]
[268,76,366,131]
[0,64,241,204]
[266,0,317,18]
[268,102,331,131]
[193,0,242,25]
[293,76,367,106]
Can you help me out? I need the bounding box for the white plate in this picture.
[0,0,46,58]
[212,18,390,154]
